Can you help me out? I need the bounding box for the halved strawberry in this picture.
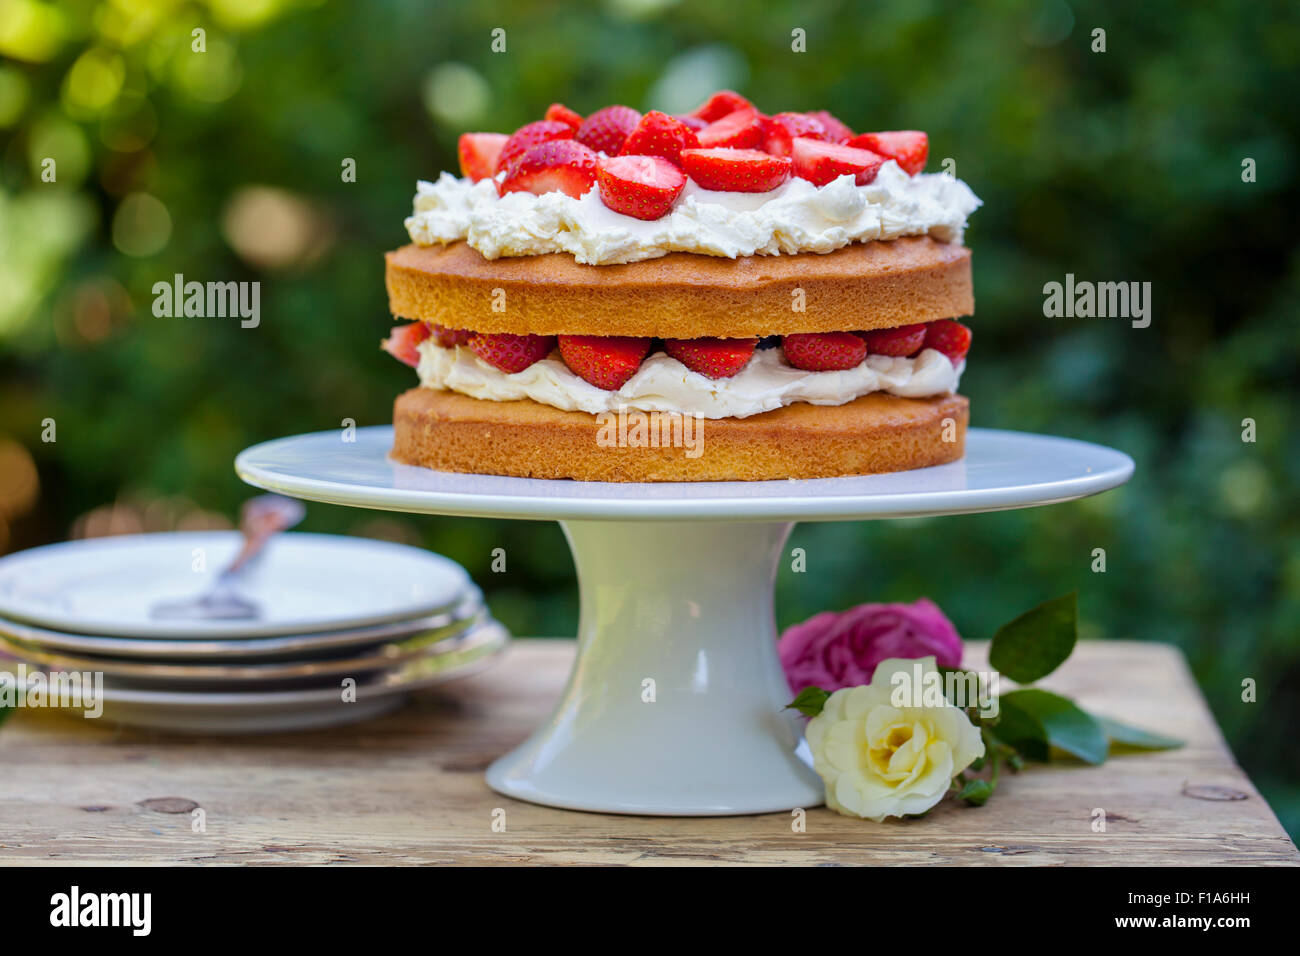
[791,137,885,186]
[382,322,431,368]
[846,131,928,175]
[664,337,758,379]
[922,319,971,363]
[696,107,764,149]
[806,110,854,143]
[545,102,583,130]
[468,332,557,373]
[679,147,792,193]
[619,110,700,165]
[458,133,509,183]
[859,323,926,357]
[597,154,687,221]
[760,112,827,157]
[674,113,708,132]
[558,335,652,390]
[431,324,474,348]
[498,140,598,198]
[496,120,574,175]
[575,105,642,155]
[781,332,867,372]
[691,90,753,123]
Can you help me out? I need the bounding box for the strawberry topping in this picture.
[695,107,764,149]
[382,322,431,368]
[431,324,474,348]
[690,90,754,123]
[498,139,598,198]
[791,137,885,186]
[496,120,574,176]
[575,105,642,155]
[806,110,854,143]
[858,323,926,357]
[846,131,928,175]
[679,147,792,193]
[469,332,557,373]
[781,332,867,372]
[760,112,828,157]
[922,319,972,363]
[597,154,687,221]
[544,102,583,130]
[558,335,653,390]
[619,110,700,165]
[457,133,509,183]
[664,337,758,379]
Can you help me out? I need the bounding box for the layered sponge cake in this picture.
[383,92,980,481]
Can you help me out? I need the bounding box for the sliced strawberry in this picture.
[619,110,700,165]
[691,90,753,123]
[597,154,687,220]
[696,107,764,149]
[791,137,885,186]
[846,131,928,175]
[679,147,792,193]
[558,335,652,390]
[575,105,642,155]
[781,332,866,372]
[858,323,926,357]
[498,140,598,199]
[806,110,854,143]
[674,113,708,132]
[431,324,474,348]
[760,112,827,157]
[382,322,431,368]
[468,332,556,373]
[544,102,583,130]
[458,133,509,183]
[664,337,758,379]
[495,120,574,175]
[922,319,971,363]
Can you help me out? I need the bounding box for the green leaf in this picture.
[785,686,830,718]
[997,689,1108,765]
[959,778,993,806]
[1095,715,1184,753]
[989,592,1078,684]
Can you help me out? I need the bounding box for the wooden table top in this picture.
[1,639,1296,866]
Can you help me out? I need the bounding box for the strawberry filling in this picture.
[385,321,971,387]
[455,91,932,221]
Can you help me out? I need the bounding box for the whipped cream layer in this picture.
[416,341,963,420]
[406,161,981,265]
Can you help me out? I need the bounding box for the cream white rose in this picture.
[806,656,984,821]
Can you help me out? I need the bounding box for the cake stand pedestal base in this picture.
[486,520,823,816]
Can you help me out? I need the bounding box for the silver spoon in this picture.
[150,495,306,621]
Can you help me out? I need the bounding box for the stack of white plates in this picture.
[0,532,508,733]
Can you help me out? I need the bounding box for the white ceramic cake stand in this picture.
[235,426,1133,816]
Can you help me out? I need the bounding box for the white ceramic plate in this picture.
[3,622,509,734]
[0,608,490,686]
[0,589,484,661]
[235,426,1136,522]
[0,531,472,639]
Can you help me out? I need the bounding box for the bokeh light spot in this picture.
[646,45,748,115]
[27,114,91,185]
[111,191,171,257]
[422,62,490,127]
[62,47,126,116]
[0,0,66,63]
[0,439,40,520]
[221,185,332,271]
[171,34,243,103]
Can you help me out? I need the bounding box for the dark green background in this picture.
[1,1,1297,837]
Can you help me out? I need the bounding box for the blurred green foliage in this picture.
[1,0,1298,837]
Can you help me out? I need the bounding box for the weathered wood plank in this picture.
[0,640,1295,866]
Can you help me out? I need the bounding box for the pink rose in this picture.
[778,598,963,694]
